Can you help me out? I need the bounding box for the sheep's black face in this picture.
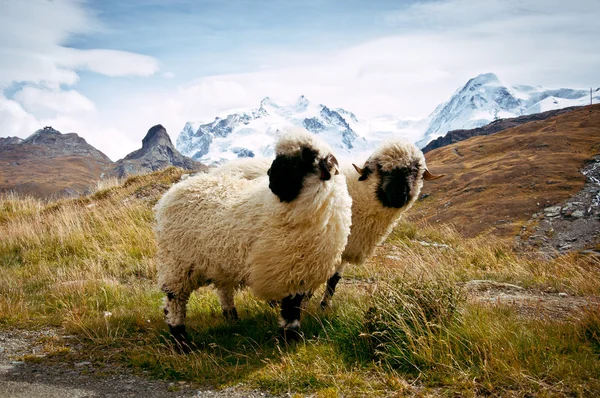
[376,166,417,208]
[268,147,318,202]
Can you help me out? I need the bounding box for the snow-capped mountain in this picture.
[177,73,597,162]
[176,96,420,164]
[417,73,595,147]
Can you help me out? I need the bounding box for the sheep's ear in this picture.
[423,169,445,181]
[355,164,372,181]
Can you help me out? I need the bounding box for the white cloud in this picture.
[159,0,600,123]
[2,0,599,162]
[56,48,159,78]
[0,0,160,159]
[0,95,40,138]
[0,0,159,88]
[14,87,95,114]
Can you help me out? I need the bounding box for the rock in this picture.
[572,210,585,218]
[544,206,562,217]
[558,292,568,297]
[114,124,206,178]
[74,361,91,367]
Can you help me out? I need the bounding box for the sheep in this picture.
[209,157,272,180]
[210,139,444,309]
[154,129,352,348]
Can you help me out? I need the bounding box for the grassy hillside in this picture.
[415,104,600,238]
[1,167,599,396]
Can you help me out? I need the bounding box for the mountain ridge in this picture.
[0,125,204,199]
[177,73,597,162]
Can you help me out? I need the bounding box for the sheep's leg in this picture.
[162,287,192,352]
[320,272,342,310]
[279,293,305,342]
[300,291,314,310]
[216,286,238,320]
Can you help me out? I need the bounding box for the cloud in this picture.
[0,0,159,88]
[2,0,599,162]
[56,48,159,77]
[163,0,600,122]
[0,95,40,138]
[0,0,160,159]
[14,87,95,114]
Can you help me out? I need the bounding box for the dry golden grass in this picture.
[1,166,600,396]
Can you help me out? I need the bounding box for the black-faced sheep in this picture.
[210,139,444,309]
[154,129,352,348]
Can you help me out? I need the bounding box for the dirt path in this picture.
[462,279,598,321]
[0,329,277,398]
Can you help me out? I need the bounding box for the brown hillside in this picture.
[0,147,113,199]
[412,104,600,238]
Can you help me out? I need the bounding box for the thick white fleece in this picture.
[155,131,352,301]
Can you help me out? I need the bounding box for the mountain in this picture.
[417,73,597,147]
[0,127,114,198]
[177,74,595,162]
[114,124,205,178]
[0,125,205,199]
[410,104,600,241]
[0,136,23,146]
[176,96,422,164]
[421,105,582,153]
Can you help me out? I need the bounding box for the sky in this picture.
[1,0,599,161]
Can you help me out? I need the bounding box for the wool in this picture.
[155,129,352,339]
[209,138,443,308]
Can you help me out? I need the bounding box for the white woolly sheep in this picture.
[211,139,444,309]
[155,129,352,348]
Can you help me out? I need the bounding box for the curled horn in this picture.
[353,163,372,181]
[330,154,340,175]
[424,169,445,181]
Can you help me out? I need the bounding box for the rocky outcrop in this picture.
[18,126,112,161]
[0,136,23,146]
[422,106,581,153]
[518,155,600,255]
[114,125,205,177]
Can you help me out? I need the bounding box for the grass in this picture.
[1,167,600,396]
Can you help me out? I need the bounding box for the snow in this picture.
[177,73,595,163]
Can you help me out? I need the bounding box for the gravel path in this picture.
[0,329,278,398]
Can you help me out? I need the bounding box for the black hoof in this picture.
[169,324,192,353]
[222,307,239,321]
[320,301,329,310]
[280,326,302,343]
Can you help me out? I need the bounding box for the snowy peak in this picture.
[417,73,591,147]
[464,72,502,87]
[177,73,596,163]
[176,96,373,163]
